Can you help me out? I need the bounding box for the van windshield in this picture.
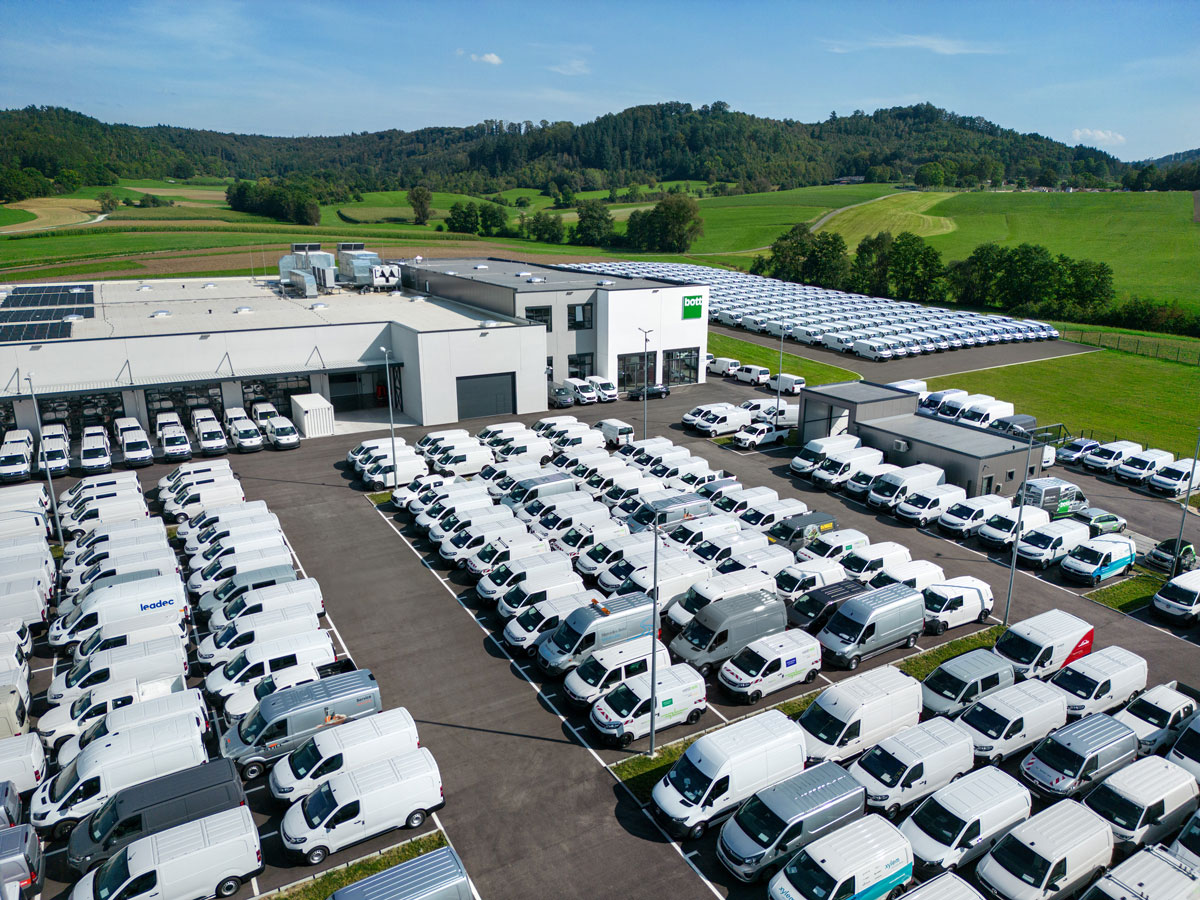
[961,702,1008,739]
[90,794,122,842]
[729,647,768,678]
[782,849,838,900]
[848,472,873,488]
[910,797,966,846]
[1158,582,1200,606]
[0,453,25,467]
[1069,546,1106,566]
[1022,531,1057,550]
[734,795,787,848]
[213,578,241,602]
[1050,667,1100,700]
[1175,815,1200,857]
[986,514,1017,533]
[238,710,268,744]
[822,611,862,643]
[223,652,251,679]
[693,541,722,561]
[254,676,279,700]
[301,782,337,828]
[82,447,107,461]
[552,622,584,654]
[681,619,716,650]
[632,506,658,527]
[93,848,131,900]
[858,746,907,787]
[798,703,849,746]
[872,480,901,498]
[605,684,640,718]
[51,757,81,803]
[924,668,967,701]
[993,630,1040,665]
[214,623,239,648]
[78,717,110,750]
[1031,737,1087,777]
[805,537,838,558]
[65,658,92,688]
[666,753,712,805]
[561,528,586,548]
[288,739,324,778]
[1084,784,1143,830]
[945,503,975,520]
[990,835,1051,887]
[575,655,610,687]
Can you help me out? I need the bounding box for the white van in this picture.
[768,373,806,395]
[563,377,598,405]
[35,675,184,751]
[796,528,870,564]
[1084,756,1198,854]
[62,532,171,580]
[767,814,914,900]
[163,481,246,524]
[590,663,706,747]
[50,574,187,647]
[922,576,994,634]
[959,679,1069,764]
[797,666,922,763]
[203,631,334,698]
[843,461,901,501]
[842,542,912,582]
[561,636,670,706]
[269,707,419,800]
[1115,448,1174,484]
[1047,646,1148,719]
[187,530,286,573]
[652,710,807,840]
[57,691,208,766]
[1153,571,1200,622]
[574,531,657,579]
[1149,460,1200,497]
[187,546,293,596]
[902,767,1031,875]
[465,533,551,579]
[496,571,586,619]
[435,445,494,478]
[475,551,573,601]
[280,749,443,865]
[1083,440,1143,473]
[586,377,619,403]
[502,591,605,657]
[157,459,233,492]
[848,718,975,817]
[811,447,885,490]
[209,578,326,631]
[61,547,177,598]
[938,392,993,421]
[976,800,1113,900]
[977,506,1052,550]
[1060,534,1137,585]
[670,568,778,630]
[790,434,861,478]
[183,513,280,556]
[62,497,149,539]
[717,630,821,704]
[868,464,946,512]
[895,485,968,528]
[175,499,265,540]
[196,606,319,668]
[1015,519,1091,570]
[72,611,186,663]
[937,494,1011,539]
[661,513,744,554]
[993,609,1094,681]
[0,734,45,794]
[47,638,188,706]
[959,400,1015,430]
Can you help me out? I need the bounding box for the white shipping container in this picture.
[289,393,335,438]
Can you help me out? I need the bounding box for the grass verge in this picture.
[899,626,1003,681]
[610,737,696,804]
[366,491,392,506]
[707,333,861,386]
[1086,567,1167,614]
[270,831,447,900]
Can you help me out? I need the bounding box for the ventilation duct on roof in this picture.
[234,306,253,314]
[150,310,171,318]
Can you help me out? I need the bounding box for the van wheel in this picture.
[619,732,634,748]
[990,754,1003,766]
[905,632,918,649]
[698,663,713,678]
[748,691,762,705]
[687,708,703,725]
[406,809,427,829]
[175,512,188,524]
[885,804,901,820]
[687,821,707,841]
[53,818,77,840]
[241,761,265,780]
[804,668,819,684]
[305,846,328,866]
[846,656,861,671]
[978,608,992,624]
[888,884,909,900]
[1092,574,1102,586]
[933,620,948,635]
[216,877,241,898]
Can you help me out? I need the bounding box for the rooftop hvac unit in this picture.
[893,440,910,453]
[336,242,365,251]
[291,243,321,253]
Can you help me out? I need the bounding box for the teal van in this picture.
[1060,535,1138,585]
[767,814,913,900]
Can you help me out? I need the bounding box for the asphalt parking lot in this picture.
[24,370,1200,900]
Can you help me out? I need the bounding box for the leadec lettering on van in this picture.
[682,295,703,319]
[140,598,178,612]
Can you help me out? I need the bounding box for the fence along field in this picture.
[1060,330,1200,365]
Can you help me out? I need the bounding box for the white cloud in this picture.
[1072,128,1126,147]
[548,58,590,76]
[824,34,1002,55]
[470,52,503,65]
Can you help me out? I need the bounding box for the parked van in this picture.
[1061,535,1138,585]
[1149,460,1200,497]
[175,500,266,540]
[869,561,944,595]
[672,590,788,677]
[959,399,1016,430]
[590,663,706,747]
[62,532,172,580]
[895,485,968,528]
[693,529,769,569]
[1020,714,1138,799]
[1152,571,1200,622]
[768,373,806,395]
[196,606,321,669]
[712,486,778,518]
[707,357,740,376]
[187,546,293,596]
[993,609,1094,681]
[977,506,1052,550]
[796,528,870,565]
[195,565,297,617]
[842,463,900,503]
[58,690,208,767]
[1047,646,1148,719]
[1017,520,1092,569]
[1115,448,1175,484]
[842,542,913,582]
[219,669,381,779]
[976,800,1113,900]
[923,577,995,637]
[848,717,974,818]
[1084,440,1143,473]
[0,735,45,794]
[187,529,287,573]
[476,551,573,602]
[465,534,551,580]
[62,547,178,599]
[30,717,206,837]
[938,392,993,421]
[72,611,186,663]
[410,482,488,518]
[670,569,776,630]
[575,531,657,579]
[280,748,441,866]
[530,501,609,543]
[163,482,246,524]
[61,471,140,505]
[502,472,576,509]
[717,761,865,883]
[766,814,914,900]
[66,759,245,875]
[1089,845,1200,900]
[958,679,1068,765]
[499,590,600,658]
[1083,756,1198,855]
[1114,681,1200,757]
[0,443,32,483]
[652,709,807,840]
[0,825,41,898]
[812,447,884,491]
[718,630,821,705]
[818,583,925,670]
[208,579,323,631]
[0,678,29,741]
[797,665,922,763]
[868,464,946,512]
[937,495,1012,539]
[921,650,1016,720]
[62,498,149,539]
[204,631,334,700]
[790,434,862,478]
[626,492,710,533]
[329,848,470,900]
[537,592,654,677]
[496,571,586,620]
[902,767,1031,876]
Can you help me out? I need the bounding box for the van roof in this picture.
[904,873,985,900]
[880,718,971,761]
[1011,608,1091,642]
[820,666,918,709]
[695,589,779,627]
[939,648,1012,681]
[689,709,799,770]
[1049,714,1135,754]
[103,759,241,816]
[841,583,921,620]
[747,629,820,658]
[329,847,467,900]
[314,706,416,751]
[1065,646,1144,680]
[240,631,332,662]
[628,662,703,698]
[78,714,202,767]
[1028,519,1091,538]
[255,669,377,721]
[333,748,437,798]
[982,679,1064,718]
[1099,845,1200,900]
[138,806,255,870]
[758,761,862,821]
[806,815,908,882]
[1010,800,1109,849]
[933,766,1027,820]
[1100,756,1196,803]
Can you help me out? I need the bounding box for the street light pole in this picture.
[1172,425,1200,576]
[775,326,784,429]
[1003,436,1036,626]
[648,511,660,756]
[25,374,64,548]
[637,328,653,440]
[379,347,397,491]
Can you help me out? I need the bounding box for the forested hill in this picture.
[1,101,1125,200]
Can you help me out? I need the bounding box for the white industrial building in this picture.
[0,253,708,434]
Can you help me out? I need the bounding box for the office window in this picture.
[568,353,595,379]
[567,303,593,331]
[526,306,552,332]
[664,347,699,386]
[1007,469,1016,481]
[617,351,656,390]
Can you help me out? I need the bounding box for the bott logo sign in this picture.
[682,295,703,319]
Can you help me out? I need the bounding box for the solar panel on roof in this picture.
[2,285,94,307]
[0,307,93,323]
[0,322,72,343]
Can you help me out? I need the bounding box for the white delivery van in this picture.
[268,707,419,800]
[692,529,769,568]
[844,463,902,502]
[0,734,46,794]
[1151,571,1200,622]
[923,576,994,634]
[775,559,847,607]
[868,464,946,512]
[203,631,334,699]
[465,533,551,579]
[811,447,885,490]
[661,513,744,554]
[62,498,149,540]
[574,531,657,579]
[561,636,671,706]
[1083,440,1143,473]
[937,393,993,421]
[842,542,912,582]
[47,636,188,705]
[61,547,178,598]
[797,666,922,763]
[587,378,620,404]
[475,551,573,602]
[195,606,319,668]
[186,530,287,573]
[1060,535,1137,585]
[895,485,968,528]
[536,592,654,677]
[652,710,807,840]
[670,568,779,630]
[589,663,706,747]
[187,546,293,596]
[1115,448,1174,484]
[976,506,1052,550]
[72,611,186,663]
[1083,756,1198,854]
[959,679,1069,764]
[796,528,869,564]
[1149,460,1200,497]
[496,571,586,619]
[868,560,944,594]
[738,498,810,534]
[183,513,280,556]
[717,630,821,704]
[61,532,171,580]
[1046,646,1148,719]
[976,800,1113,900]
[163,482,246,524]
[35,675,184,750]
[175,500,266,541]
[993,609,1094,681]
[769,373,806,395]
[50,575,187,647]
[848,718,974,818]
[937,494,1012,539]
[790,434,861,478]
[712,486,778,517]
[56,691,208,767]
[767,814,914,900]
[919,389,967,417]
[439,520,527,566]
[1015,519,1091,570]
[1114,681,1200,756]
[958,400,1015,430]
[502,591,605,658]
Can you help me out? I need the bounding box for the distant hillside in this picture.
[1150,147,1200,167]
[0,102,1126,202]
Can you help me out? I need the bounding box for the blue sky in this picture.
[2,0,1197,160]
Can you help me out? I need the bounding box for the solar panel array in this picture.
[1,284,95,307]
[0,323,72,342]
[0,307,94,323]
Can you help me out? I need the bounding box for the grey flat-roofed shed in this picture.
[798,380,919,443]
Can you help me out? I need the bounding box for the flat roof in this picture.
[803,380,906,404]
[3,276,522,342]
[858,413,1031,458]
[401,257,692,293]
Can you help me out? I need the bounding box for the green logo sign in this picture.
[662,698,674,708]
[682,294,703,319]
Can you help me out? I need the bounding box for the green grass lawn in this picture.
[816,191,956,250]
[1086,567,1167,613]
[105,206,276,223]
[707,333,861,386]
[0,207,37,227]
[900,627,1002,681]
[927,349,1200,459]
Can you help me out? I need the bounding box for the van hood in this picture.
[651,777,702,827]
[977,854,1045,900]
[900,816,957,870]
[196,635,220,662]
[35,702,74,739]
[204,666,236,695]
[55,734,84,766]
[1019,751,1078,796]
[47,670,72,703]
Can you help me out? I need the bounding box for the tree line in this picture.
[225,179,320,226]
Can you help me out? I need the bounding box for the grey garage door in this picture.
[456,373,516,420]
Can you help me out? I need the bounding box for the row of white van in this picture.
[1056,435,1200,498]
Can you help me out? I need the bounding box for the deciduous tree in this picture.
[406,186,432,225]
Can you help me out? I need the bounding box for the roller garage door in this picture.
[456,373,515,420]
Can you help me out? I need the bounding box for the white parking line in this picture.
[431,813,484,900]
[282,534,354,663]
[251,877,260,896]
[709,706,730,724]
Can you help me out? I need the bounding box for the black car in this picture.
[548,386,575,409]
[626,383,670,401]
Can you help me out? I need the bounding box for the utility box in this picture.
[289,393,335,438]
